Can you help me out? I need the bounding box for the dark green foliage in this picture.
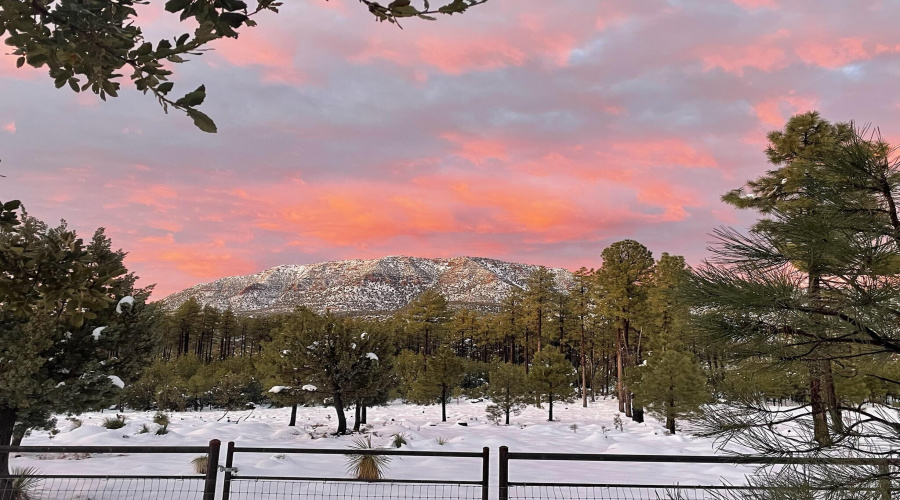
[408,346,466,422]
[632,350,710,434]
[596,239,655,418]
[0,208,156,477]
[485,363,528,425]
[263,309,393,434]
[0,0,488,131]
[689,113,900,493]
[528,346,575,421]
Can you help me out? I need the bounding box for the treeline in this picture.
[125,243,713,434]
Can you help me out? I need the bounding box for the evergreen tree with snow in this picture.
[0,207,157,485]
[528,346,575,421]
[263,310,390,434]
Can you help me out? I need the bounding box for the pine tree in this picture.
[528,346,575,421]
[264,310,391,434]
[406,289,453,371]
[689,117,900,492]
[720,111,858,446]
[485,363,529,425]
[633,350,709,434]
[595,240,654,420]
[0,210,156,483]
[411,346,465,422]
[523,267,557,360]
[568,268,595,407]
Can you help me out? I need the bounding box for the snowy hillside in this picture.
[162,256,573,315]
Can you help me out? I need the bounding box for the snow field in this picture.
[12,398,758,491]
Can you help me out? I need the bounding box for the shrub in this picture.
[153,412,170,426]
[390,432,408,449]
[138,424,151,434]
[155,424,169,435]
[344,436,390,480]
[435,436,448,445]
[191,456,209,474]
[67,417,82,429]
[9,466,43,500]
[102,415,126,430]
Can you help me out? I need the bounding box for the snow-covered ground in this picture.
[11,398,762,499]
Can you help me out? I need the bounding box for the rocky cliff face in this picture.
[162,255,572,315]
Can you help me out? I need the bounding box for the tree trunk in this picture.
[548,393,554,421]
[289,403,298,427]
[821,360,843,433]
[581,322,587,408]
[632,401,644,423]
[361,404,367,425]
[0,408,17,499]
[333,392,347,435]
[808,362,832,447]
[353,402,361,433]
[441,386,447,422]
[616,324,626,413]
[666,395,675,434]
[505,407,510,426]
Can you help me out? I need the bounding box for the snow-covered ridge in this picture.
[161,255,573,316]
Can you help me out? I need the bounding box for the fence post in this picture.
[222,441,235,500]
[499,446,508,500]
[203,439,221,500]
[482,447,490,500]
[878,461,891,500]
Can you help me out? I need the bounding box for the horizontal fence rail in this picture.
[499,447,900,500]
[223,444,490,500]
[0,440,222,500]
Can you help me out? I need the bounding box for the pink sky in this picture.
[2,0,900,298]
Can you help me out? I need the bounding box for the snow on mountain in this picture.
[161,255,573,316]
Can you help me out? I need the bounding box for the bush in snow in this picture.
[344,436,390,480]
[102,415,126,429]
[191,456,209,475]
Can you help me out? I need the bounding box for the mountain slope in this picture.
[162,256,573,315]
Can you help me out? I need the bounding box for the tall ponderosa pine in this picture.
[406,289,453,371]
[523,267,557,362]
[568,268,595,407]
[689,115,900,492]
[528,346,575,421]
[0,209,157,486]
[596,240,654,420]
[633,253,710,434]
[485,363,529,425]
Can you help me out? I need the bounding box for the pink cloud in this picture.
[2,122,14,133]
[731,0,777,9]
[795,38,871,68]
[699,29,790,75]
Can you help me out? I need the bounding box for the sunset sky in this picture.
[2,0,900,298]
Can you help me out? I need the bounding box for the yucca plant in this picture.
[390,432,408,449]
[138,424,151,434]
[9,466,43,500]
[155,424,169,435]
[435,436,449,445]
[344,436,390,480]
[191,455,209,474]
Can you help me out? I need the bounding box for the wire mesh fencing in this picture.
[0,441,221,500]
[0,475,207,500]
[222,444,490,500]
[499,448,900,500]
[227,478,485,500]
